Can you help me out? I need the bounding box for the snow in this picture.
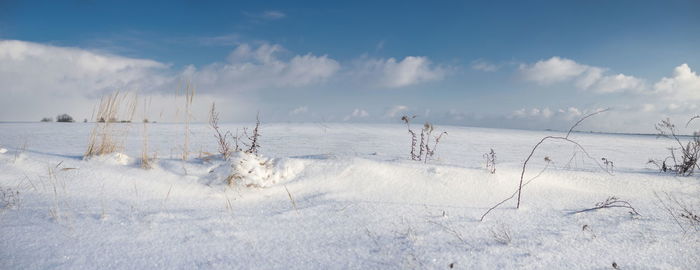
[204,151,304,188]
[0,122,698,269]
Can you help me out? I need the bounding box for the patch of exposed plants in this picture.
[401,115,447,163]
[655,191,700,234]
[484,148,496,174]
[207,104,294,188]
[648,116,700,176]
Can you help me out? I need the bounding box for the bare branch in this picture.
[480,109,610,221]
[566,108,610,138]
[569,196,640,216]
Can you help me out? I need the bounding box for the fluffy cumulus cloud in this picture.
[654,63,700,100]
[188,43,341,93]
[356,56,446,88]
[0,40,345,121]
[519,56,644,93]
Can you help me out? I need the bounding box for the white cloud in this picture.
[0,39,171,97]
[520,57,588,84]
[0,40,177,121]
[520,56,645,93]
[261,10,286,20]
[289,106,308,115]
[343,108,369,121]
[384,105,409,118]
[541,108,553,118]
[654,63,700,100]
[356,56,446,88]
[511,106,583,121]
[471,59,498,72]
[0,40,343,121]
[594,74,645,93]
[189,43,340,93]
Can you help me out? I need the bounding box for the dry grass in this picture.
[181,82,195,161]
[84,91,138,158]
[284,185,299,214]
[141,97,153,169]
[490,224,512,245]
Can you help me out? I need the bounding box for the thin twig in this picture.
[516,109,610,208]
[569,196,640,216]
[284,185,298,214]
[479,161,550,221]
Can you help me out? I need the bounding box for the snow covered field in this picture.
[1,122,698,269]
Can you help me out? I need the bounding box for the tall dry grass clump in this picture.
[84,91,138,158]
[181,82,195,161]
[141,97,153,169]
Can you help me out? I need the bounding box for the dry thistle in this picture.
[401,115,446,162]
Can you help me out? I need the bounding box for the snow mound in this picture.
[84,152,132,165]
[206,151,303,188]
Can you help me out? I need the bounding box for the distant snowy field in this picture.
[1,122,698,269]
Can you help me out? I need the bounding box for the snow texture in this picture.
[0,122,698,269]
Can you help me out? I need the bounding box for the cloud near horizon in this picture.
[519,56,646,94]
[1,39,698,133]
[0,40,171,97]
[519,56,700,109]
[0,40,450,122]
[353,56,446,88]
[186,43,341,93]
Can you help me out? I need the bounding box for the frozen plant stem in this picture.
[401,115,446,162]
[209,102,232,160]
[514,109,610,208]
[244,113,261,155]
[570,196,640,216]
[480,109,610,221]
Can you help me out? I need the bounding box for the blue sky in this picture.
[1,0,699,132]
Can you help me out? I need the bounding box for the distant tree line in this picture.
[41,114,75,122]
